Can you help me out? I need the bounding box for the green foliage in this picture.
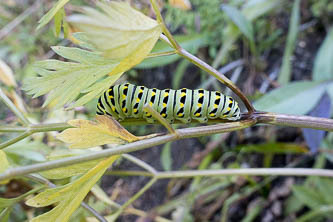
[291,177,333,221]
[1,0,333,221]
[164,0,228,48]
[37,0,70,30]
[313,28,333,82]
[26,156,119,222]
[254,81,327,115]
[136,34,204,69]
[221,4,254,43]
[24,1,162,109]
[278,0,300,85]
[310,0,333,18]
[161,142,172,171]
[24,46,120,108]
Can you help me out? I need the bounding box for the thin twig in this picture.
[122,154,157,175]
[0,119,256,181]
[0,88,30,125]
[114,177,157,218]
[147,50,177,58]
[143,104,177,135]
[159,34,255,113]
[105,170,154,177]
[149,0,179,49]
[0,131,32,149]
[154,168,333,178]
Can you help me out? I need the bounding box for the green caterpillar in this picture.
[96,83,241,123]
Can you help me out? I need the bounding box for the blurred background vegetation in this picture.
[1,0,333,221]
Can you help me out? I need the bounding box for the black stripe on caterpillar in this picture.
[97,83,241,123]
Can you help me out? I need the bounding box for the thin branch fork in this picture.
[0,119,256,182]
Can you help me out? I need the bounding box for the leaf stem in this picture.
[143,104,177,135]
[0,88,30,125]
[122,154,157,175]
[115,177,157,217]
[149,0,180,49]
[147,50,177,58]
[0,131,32,149]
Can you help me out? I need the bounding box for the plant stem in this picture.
[0,88,30,125]
[105,170,154,177]
[149,0,179,49]
[159,34,255,113]
[0,131,32,149]
[147,50,177,58]
[0,119,255,181]
[115,177,157,216]
[122,154,157,174]
[154,168,333,178]
[256,112,333,131]
[143,104,177,135]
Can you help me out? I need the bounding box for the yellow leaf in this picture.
[56,115,139,149]
[67,1,162,75]
[8,90,27,113]
[26,155,119,222]
[169,0,192,10]
[0,59,17,87]
[0,150,10,184]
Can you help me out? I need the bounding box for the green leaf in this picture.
[0,151,9,184]
[67,1,162,75]
[136,34,205,69]
[295,205,333,222]
[161,142,172,171]
[54,7,64,37]
[40,150,101,179]
[23,47,120,108]
[73,74,122,108]
[26,155,119,222]
[313,28,333,81]
[238,142,308,154]
[221,5,254,42]
[0,151,9,174]
[4,140,51,162]
[214,0,283,66]
[313,177,333,204]
[37,0,70,30]
[278,0,301,85]
[243,0,285,20]
[292,185,326,209]
[254,81,327,115]
[0,187,42,208]
[0,207,11,222]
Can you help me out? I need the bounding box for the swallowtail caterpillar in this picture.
[96,83,241,123]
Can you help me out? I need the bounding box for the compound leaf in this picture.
[68,1,162,75]
[26,155,119,222]
[23,47,120,108]
[56,115,139,149]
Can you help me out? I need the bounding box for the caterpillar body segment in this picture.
[97,83,241,123]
